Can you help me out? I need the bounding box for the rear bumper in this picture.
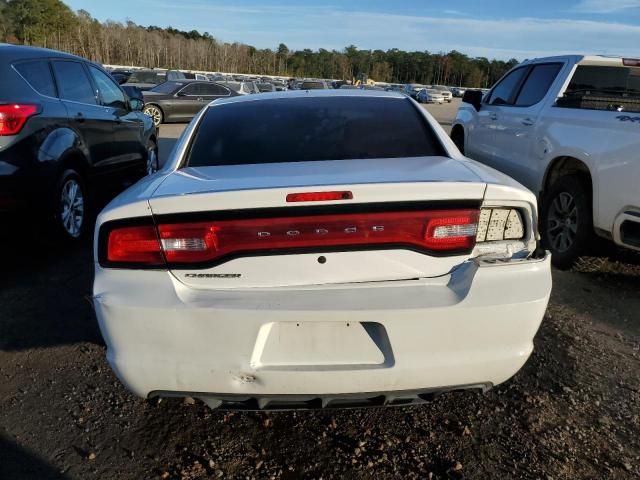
[0,174,30,214]
[613,209,640,252]
[93,254,551,406]
[0,166,53,216]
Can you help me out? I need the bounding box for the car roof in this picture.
[208,89,406,107]
[520,54,636,66]
[0,43,91,63]
[131,69,167,74]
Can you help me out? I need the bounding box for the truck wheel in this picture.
[541,175,593,269]
[451,128,465,154]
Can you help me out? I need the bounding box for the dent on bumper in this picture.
[93,254,552,401]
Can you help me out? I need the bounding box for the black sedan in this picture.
[141,80,238,126]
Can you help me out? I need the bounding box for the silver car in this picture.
[417,88,446,104]
[430,85,453,102]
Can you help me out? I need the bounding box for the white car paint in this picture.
[453,55,640,252]
[93,90,551,409]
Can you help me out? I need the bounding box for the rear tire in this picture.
[541,175,594,269]
[53,169,89,242]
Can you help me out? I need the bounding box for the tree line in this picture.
[0,0,519,86]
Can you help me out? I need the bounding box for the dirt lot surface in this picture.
[1,101,639,480]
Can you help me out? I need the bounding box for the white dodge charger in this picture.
[93,90,551,410]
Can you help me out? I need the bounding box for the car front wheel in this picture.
[143,105,163,127]
[541,175,593,269]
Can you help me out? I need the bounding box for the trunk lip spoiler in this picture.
[151,200,482,224]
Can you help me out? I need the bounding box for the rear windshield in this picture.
[128,71,164,84]
[150,81,183,93]
[557,65,640,112]
[566,65,640,96]
[186,96,445,167]
[301,81,326,90]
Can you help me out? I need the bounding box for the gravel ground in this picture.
[1,101,638,479]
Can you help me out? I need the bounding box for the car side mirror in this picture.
[462,90,484,111]
[176,91,187,97]
[129,98,144,111]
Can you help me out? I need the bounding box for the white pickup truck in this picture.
[452,55,640,268]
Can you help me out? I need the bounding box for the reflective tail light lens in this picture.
[0,104,38,136]
[424,212,479,250]
[102,208,480,267]
[476,208,525,242]
[106,225,164,265]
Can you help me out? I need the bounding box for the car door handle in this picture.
[521,118,535,126]
[197,97,204,101]
[75,113,85,123]
[489,113,498,120]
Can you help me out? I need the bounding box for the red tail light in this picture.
[106,225,164,265]
[0,104,38,136]
[623,58,640,67]
[102,209,479,267]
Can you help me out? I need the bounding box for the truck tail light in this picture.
[100,208,480,268]
[0,104,38,136]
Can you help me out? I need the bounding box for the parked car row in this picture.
[401,84,455,102]
[108,65,482,105]
[140,80,239,125]
[120,69,186,91]
[136,76,366,127]
[138,78,293,126]
[1,44,157,241]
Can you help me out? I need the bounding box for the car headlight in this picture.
[476,208,525,242]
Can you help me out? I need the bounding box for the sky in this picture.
[63,0,640,60]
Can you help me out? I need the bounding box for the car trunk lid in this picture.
[148,157,487,288]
